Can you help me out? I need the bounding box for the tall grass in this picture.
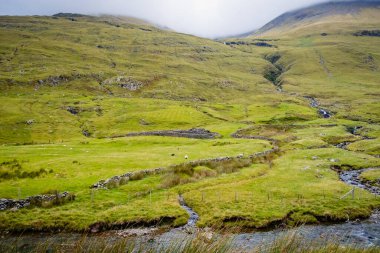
[1,231,379,253]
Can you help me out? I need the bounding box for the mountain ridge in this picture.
[252,0,380,37]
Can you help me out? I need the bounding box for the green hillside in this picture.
[0,3,380,233]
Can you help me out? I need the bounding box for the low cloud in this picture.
[0,0,328,38]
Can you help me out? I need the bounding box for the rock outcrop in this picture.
[102,76,144,91]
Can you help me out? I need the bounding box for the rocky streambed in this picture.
[305,96,332,118]
[130,164,380,249]
[336,168,380,196]
[3,166,379,251]
[2,129,380,251]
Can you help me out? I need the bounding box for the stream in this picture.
[2,130,380,251]
[2,170,379,251]
[305,96,332,118]
[178,195,199,228]
[161,164,380,249]
[3,198,379,252]
[338,168,380,195]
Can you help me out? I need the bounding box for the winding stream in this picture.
[169,126,380,248]
[338,168,380,195]
[2,127,379,250]
[305,96,332,118]
[158,166,380,250]
[2,170,379,250]
[178,195,199,228]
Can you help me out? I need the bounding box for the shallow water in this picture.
[2,168,379,251]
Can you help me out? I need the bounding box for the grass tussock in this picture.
[1,231,379,253]
[161,158,253,188]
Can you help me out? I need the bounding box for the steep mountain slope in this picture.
[222,0,380,124]
[0,14,282,143]
[0,14,270,101]
[254,0,380,37]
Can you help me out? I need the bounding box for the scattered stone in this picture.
[200,227,214,241]
[318,109,332,118]
[82,130,91,137]
[302,166,311,171]
[26,119,34,125]
[90,224,101,233]
[102,76,144,91]
[217,79,235,88]
[116,228,158,237]
[312,156,319,160]
[45,75,69,86]
[336,142,352,150]
[67,106,80,115]
[139,119,150,126]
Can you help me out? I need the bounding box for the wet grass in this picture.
[360,169,380,187]
[0,12,380,233]
[179,149,380,228]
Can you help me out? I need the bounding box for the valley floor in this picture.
[0,14,379,249]
[0,95,379,232]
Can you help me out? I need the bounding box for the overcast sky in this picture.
[0,0,329,38]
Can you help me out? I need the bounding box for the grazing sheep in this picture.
[185,155,189,159]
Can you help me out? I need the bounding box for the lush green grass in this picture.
[0,136,269,197]
[360,169,380,187]
[0,136,271,230]
[0,12,379,232]
[180,148,380,228]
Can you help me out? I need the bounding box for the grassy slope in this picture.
[0,11,380,231]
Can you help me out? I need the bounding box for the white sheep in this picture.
[185,155,189,160]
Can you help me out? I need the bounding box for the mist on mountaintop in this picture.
[0,0,356,38]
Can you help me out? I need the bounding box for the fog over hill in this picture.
[0,0,332,38]
[254,0,380,35]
